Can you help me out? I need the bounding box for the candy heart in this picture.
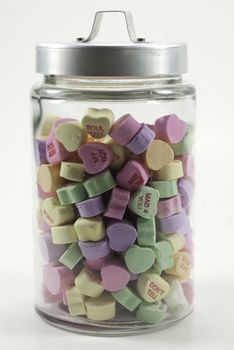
[75,267,104,297]
[158,233,185,253]
[136,301,167,324]
[104,187,130,220]
[111,287,142,311]
[165,252,192,280]
[156,194,182,219]
[144,140,174,171]
[110,144,130,170]
[163,277,188,308]
[170,128,193,156]
[128,186,160,218]
[43,264,74,295]
[55,121,87,152]
[126,124,155,155]
[110,113,141,145]
[37,164,65,192]
[59,243,83,270]
[74,216,105,242]
[60,162,86,182]
[107,221,137,252]
[81,108,114,139]
[177,178,194,209]
[83,169,116,197]
[123,245,155,274]
[151,241,174,274]
[153,160,184,181]
[85,293,116,321]
[137,270,170,302]
[56,182,87,205]
[42,197,74,227]
[137,217,156,247]
[34,139,48,165]
[78,142,113,174]
[46,135,70,164]
[116,160,149,191]
[101,257,130,292]
[39,233,67,262]
[154,114,188,144]
[46,118,75,164]
[149,180,178,199]
[66,286,87,316]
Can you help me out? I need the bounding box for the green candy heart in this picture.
[112,287,142,312]
[124,245,155,274]
[83,169,116,198]
[151,241,174,274]
[137,217,156,247]
[59,243,83,270]
[136,301,167,324]
[128,186,160,219]
[57,183,87,205]
[149,180,178,199]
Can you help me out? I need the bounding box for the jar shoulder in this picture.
[31,80,196,101]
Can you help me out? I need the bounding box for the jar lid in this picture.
[36,11,187,77]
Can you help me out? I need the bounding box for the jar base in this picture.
[35,304,194,336]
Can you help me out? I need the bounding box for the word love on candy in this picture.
[36,110,194,324]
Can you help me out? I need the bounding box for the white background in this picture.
[0,0,234,349]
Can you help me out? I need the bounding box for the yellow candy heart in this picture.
[42,197,74,227]
[153,160,184,181]
[165,252,192,280]
[144,140,174,171]
[81,108,114,139]
[137,270,170,302]
[37,164,65,192]
[75,267,104,297]
[55,121,87,152]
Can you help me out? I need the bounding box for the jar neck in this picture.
[44,75,183,91]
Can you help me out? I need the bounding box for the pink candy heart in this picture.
[78,142,113,174]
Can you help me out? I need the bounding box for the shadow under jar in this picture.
[32,10,196,336]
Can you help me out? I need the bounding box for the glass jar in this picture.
[32,11,196,335]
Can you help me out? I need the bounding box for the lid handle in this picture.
[77,10,146,43]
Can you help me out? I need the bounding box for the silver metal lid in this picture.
[36,11,187,77]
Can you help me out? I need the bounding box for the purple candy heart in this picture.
[34,139,48,166]
[157,209,187,234]
[126,124,155,155]
[76,196,104,217]
[79,238,111,259]
[107,221,137,252]
[178,178,194,209]
[110,114,141,145]
[39,233,66,262]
